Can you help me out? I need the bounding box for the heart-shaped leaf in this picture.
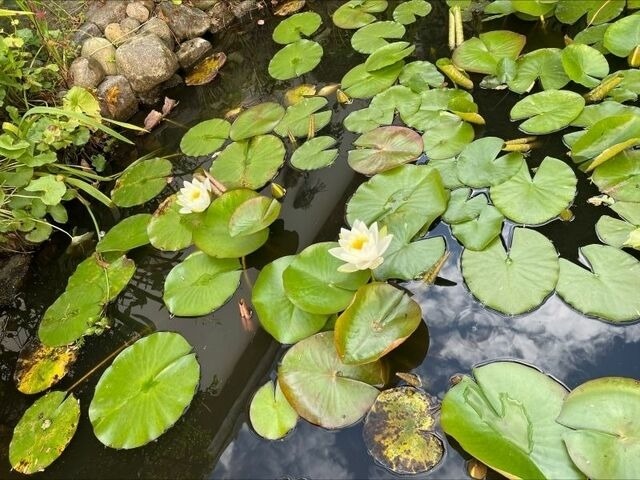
[446,190,504,251]
[268,39,323,80]
[592,149,640,202]
[570,113,640,165]
[180,118,230,156]
[508,48,570,93]
[96,214,151,254]
[272,11,322,44]
[111,158,172,207]
[510,89,585,134]
[401,88,475,131]
[365,42,415,72]
[453,30,526,75]
[422,111,474,160]
[351,21,406,54]
[456,136,524,188]
[249,381,299,440]
[273,97,331,138]
[348,126,423,175]
[229,102,285,141]
[290,136,338,170]
[561,43,609,88]
[228,196,281,237]
[24,175,66,206]
[332,0,388,29]
[341,61,404,98]
[603,13,640,57]
[393,0,432,25]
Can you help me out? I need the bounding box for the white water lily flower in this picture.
[329,220,393,273]
[176,178,212,214]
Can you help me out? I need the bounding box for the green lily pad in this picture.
[490,156,577,225]
[508,48,570,93]
[147,196,198,251]
[268,40,323,81]
[603,13,640,57]
[573,23,610,52]
[425,157,463,189]
[346,164,448,237]
[290,136,338,170]
[555,0,624,25]
[423,112,474,160]
[278,331,385,429]
[249,381,299,440]
[163,251,241,317]
[393,0,432,24]
[24,175,66,206]
[344,105,393,133]
[365,42,415,72]
[192,189,269,258]
[111,158,172,208]
[510,0,556,16]
[348,126,423,175]
[570,113,640,165]
[446,191,504,251]
[561,44,609,88]
[210,135,285,190]
[253,256,328,344]
[556,244,640,322]
[272,12,322,44]
[592,149,640,202]
[9,391,80,474]
[456,136,524,188]
[351,21,406,54]
[180,119,230,157]
[461,228,559,315]
[363,387,444,474]
[341,61,404,98]
[96,214,151,254]
[332,0,388,29]
[282,242,370,315]
[228,196,281,237]
[399,60,444,92]
[557,377,640,479]
[596,215,640,250]
[67,254,135,302]
[510,89,585,134]
[89,332,200,449]
[229,103,285,141]
[441,361,585,480]
[273,97,331,138]
[570,101,639,128]
[452,30,526,75]
[335,282,422,365]
[401,88,475,131]
[370,85,422,118]
[443,188,486,224]
[606,69,640,103]
[14,339,77,394]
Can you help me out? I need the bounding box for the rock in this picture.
[161,74,183,90]
[115,34,179,92]
[191,0,218,9]
[81,37,117,76]
[120,17,141,35]
[86,0,127,30]
[0,254,31,307]
[176,37,212,69]
[157,1,210,41]
[72,22,102,46]
[139,17,175,50]
[136,86,162,106]
[230,0,260,18]
[208,1,235,33]
[126,2,150,23]
[138,0,155,10]
[68,57,105,89]
[97,75,139,120]
[104,23,127,46]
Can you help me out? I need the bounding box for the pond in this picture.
[2,1,640,478]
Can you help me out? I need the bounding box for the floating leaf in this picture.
[111,158,172,207]
[253,256,328,344]
[365,42,415,72]
[272,12,322,44]
[180,119,230,157]
[490,156,577,225]
[335,283,422,365]
[441,361,584,480]
[561,44,609,88]
[284,83,317,105]
[9,391,80,474]
[14,339,77,394]
[96,214,151,254]
[341,61,404,98]
[510,0,556,16]
[555,0,624,25]
[592,149,640,202]
[89,332,200,449]
[462,228,559,315]
[364,387,444,474]
[228,196,281,237]
[393,0,432,24]
[250,381,299,440]
[446,190,504,251]
[557,377,640,479]
[184,52,226,86]
[401,88,475,131]
[273,97,331,138]
[282,242,370,315]
[510,89,585,134]
[278,331,385,429]
[332,0,388,29]
[570,113,640,165]
[452,30,526,75]
[596,215,640,250]
[348,126,423,175]
[422,111,474,160]
[456,137,524,188]
[370,85,421,118]
[399,60,444,92]
[268,39,323,80]
[556,244,640,322]
[508,48,570,93]
[67,254,135,302]
[147,196,197,251]
[603,13,640,57]
[290,136,338,170]
[344,105,392,133]
[229,102,285,141]
[351,21,406,54]
[210,135,285,190]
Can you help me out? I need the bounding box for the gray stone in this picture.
[139,17,175,50]
[72,22,102,46]
[115,34,179,92]
[68,57,105,89]
[191,0,218,9]
[97,75,139,120]
[136,86,162,106]
[81,37,117,75]
[138,0,155,10]
[0,254,31,307]
[161,73,183,90]
[157,1,210,41]
[126,2,150,23]
[86,0,127,30]
[208,1,235,33]
[104,23,127,46]
[230,0,259,18]
[176,37,212,69]
[120,17,141,35]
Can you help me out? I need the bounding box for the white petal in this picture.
[337,262,360,273]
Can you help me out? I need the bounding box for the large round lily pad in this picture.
[163,251,241,317]
[253,256,328,344]
[9,391,80,474]
[441,361,584,480]
[363,387,443,474]
[278,331,385,429]
[490,156,577,225]
[268,39,323,80]
[456,136,524,188]
[347,126,423,175]
[111,158,172,208]
[334,282,422,365]
[556,244,640,322]
[351,21,406,54]
[14,339,77,394]
[180,119,230,157]
[229,103,285,141]
[461,228,559,315]
[557,377,640,480]
[510,89,585,135]
[272,11,322,44]
[249,381,299,440]
[89,332,200,449]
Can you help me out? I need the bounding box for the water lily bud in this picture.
[271,182,286,200]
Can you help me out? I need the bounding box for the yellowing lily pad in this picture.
[14,339,77,394]
[185,52,227,86]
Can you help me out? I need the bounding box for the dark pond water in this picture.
[2,2,640,479]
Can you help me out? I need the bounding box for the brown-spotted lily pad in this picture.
[185,52,227,86]
[363,387,444,474]
[14,338,78,394]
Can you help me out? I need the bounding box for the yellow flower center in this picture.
[189,190,202,200]
[349,234,368,250]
